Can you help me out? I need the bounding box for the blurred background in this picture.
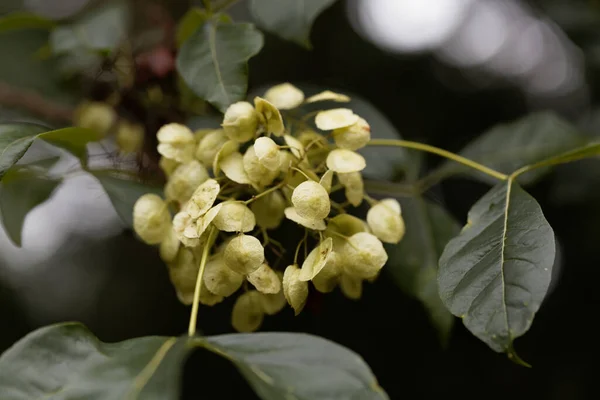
[1,0,599,399]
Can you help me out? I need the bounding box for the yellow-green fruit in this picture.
[291,181,331,220]
[250,190,286,229]
[164,160,209,204]
[159,227,180,263]
[332,117,370,150]
[167,248,197,305]
[196,129,228,166]
[299,238,334,281]
[247,263,281,294]
[73,101,116,136]
[222,101,259,143]
[223,234,265,275]
[212,201,255,232]
[186,179,220,219]
[254,136,281,171]
[156,123,195,163]
[264,83,304,110]
[282,264,309,315]
[259,272,286,315]
[341,232,388,279]
[133,194,171,245]
[231,290,264,332]
[116,121,144,153]
[366,199,405,244]
[159,157,179,177]
[243,145,278,187]
[338,172,364,207]
[312,252,341,293]
[340,273,362,300]
[203,256,244,297]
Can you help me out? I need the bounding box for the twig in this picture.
[0,81,74,123]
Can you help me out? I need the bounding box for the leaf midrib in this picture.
[499,179,513,343]
[208,22,230,105]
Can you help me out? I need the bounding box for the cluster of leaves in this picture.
[1,0,600,399]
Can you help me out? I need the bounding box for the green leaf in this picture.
[0,124,101,180]
[93,171,163,227]
[203,332,388,400]
[438,181,555,360]
[436,112,588,185]
[49,0,130,55]
[0,323,188,399]
[386,197,459,346]
[0,323,387,400]
[0,12,55,33]
[0,167,60,246]
[176,20,264,112]
[249,0,336,48]
[175,7,208,47]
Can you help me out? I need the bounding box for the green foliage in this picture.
[435,112,588,185]
[438,181,554,361]
[49,0,130,56]
[175,7,208,47]
[177,19,263,112]
[0,124,101,180]
[0,166,60,246]
[0,12,55,33]
[93,172,163,228]
[387,197,459,346]
[0,323,388,399]
[249,0,337,47]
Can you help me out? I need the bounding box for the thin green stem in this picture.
[294,229,308,264]
[188,227,217,336]
[214,0,241,12]
[244,180,285,204]
[367,139,508,182]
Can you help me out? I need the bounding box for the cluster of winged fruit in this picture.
[132,83,406,332]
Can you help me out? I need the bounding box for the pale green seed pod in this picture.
[223,234,265,275]
[159,157,179,178]
[366,199,405,244]
[283,264,309,315]
[194,128,213,143]
[264,83,305,110]
[319,170,334,193]
[220,151,251,184]
[116,121,144,154]
[279,150,295,174]
[231,290,264,332]
[196,129,228,165]
[185,179,220,219]
[212,140,239,175]
[212,201,255,232]
[247,263,281,294]
[283,135,305,159]
[204,255,244,297]
[254,97,284,136]
[340,273,362,300]
[284,207,326,231]
[199,280,225,306]
[341,232,388,279]
[325,214,368,251]
[222,101,259,143]
[299,238,334,281]
[73,101,116,136]
[250,190,286,229]
[259,272,286,315]
[332,117,370,150]
[172,211,200,247]
[315,108,359,130]
[168,248,198,305]
[305,90,351,103]
[326,149,366,173]
[157,123,195,163]
[298,130,328,149]
[338,172,364,207]
[196,204,223,237]
[312,252,341,293]
[164,160,209,204]
[133,194,171,245]
[254,136,281,171]
[159,227,180,263]
[243,145,279,187]
[291,181,331,220]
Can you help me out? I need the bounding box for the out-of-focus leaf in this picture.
[176,20,263,112]
[249,0,336,48]
[435,112,588,185]
[0,12,54,33]
[175,7,208,47]
[438,181,554,361]
[49,0,129,55]
[0,124,101,179]
[386,197,459,345]
[0,167,60,246]
[93,171,163,227]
